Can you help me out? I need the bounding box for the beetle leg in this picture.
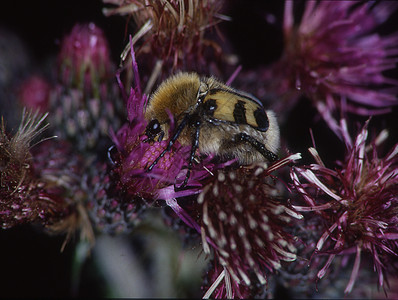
[147,114,189,171]
[235,132,278,162]
[175,119,201,189]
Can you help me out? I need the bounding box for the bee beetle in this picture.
[144,72,280,187]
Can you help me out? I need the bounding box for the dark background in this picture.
[0,0,127,63]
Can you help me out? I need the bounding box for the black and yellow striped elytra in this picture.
[202,88,270,131]
[144,72,280,188]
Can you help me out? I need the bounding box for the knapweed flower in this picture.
[103,0,229,77]
[110,43,190,203]
[270,1,398,123]
[50,22,124,153]
[291,119,398,294]
[85,40,217,236]
[193,154,302,298]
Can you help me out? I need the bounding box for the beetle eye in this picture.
[146,119,161,139]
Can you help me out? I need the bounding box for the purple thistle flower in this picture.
[103,0,229,75]
[57,22,113,91]
[111,112,190,201]
[194,154,302,298]
[84,161,146,235]
[291,119,398,294]
[110,40,195,204]
[92,39,225,237]
[0,110,93,248]
[50,22,124,153]
[271,1,398,122]
[202,258,259,299]
[111,82,219,204]
[1,110,51,228]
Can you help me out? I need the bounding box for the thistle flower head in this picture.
[202,259,266,299]
[0,110,48,197]
[0,110,61,228]
[31,139,95,248]
[199,154,303,298]
[110,43,194,204]
[278,1,398,118]
[58,22,113,92]
[111,109,190,201]
[103,0,227,73]
[0,109,93,247]
[291,119,398,294]
[51,22,123,153]
[84,161,145,235]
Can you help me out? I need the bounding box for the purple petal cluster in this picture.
[109,45,192,203]
[273,1,398,119]
[103,0,228,74]
[196,155,302,298]
[57,22,113,90]
[291,119,398,294]
[50,23,124,153]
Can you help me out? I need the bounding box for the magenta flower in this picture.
[0,110,93,247]
[110,79,216,205]
[202,258,258,299]
[271,1,398,122]
[85,161,146,235]
[50,22,124,153]
[291,119,398,294]
[109,41,200,206]
[192,154,302,298]
[57,22,113,91]
[89,40,223,237]
[110,90,190,201]
[103,0,228,74]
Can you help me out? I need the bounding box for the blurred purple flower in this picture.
[291,119,398,294]
[50,22,124,153]
[58,22,113,91]
[17,75,51,113]
[271,1,398,122]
